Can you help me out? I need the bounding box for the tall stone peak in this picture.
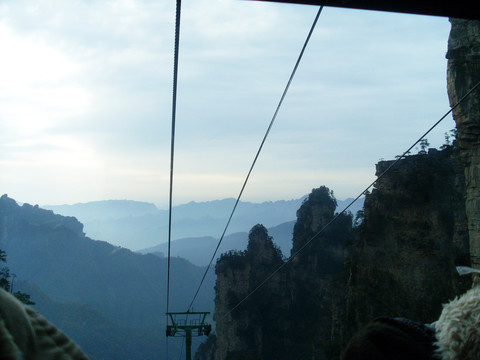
[296,186,336,231]
[211,187,353,360]
[213,224,287,360]
[290,186,337,252]
[246,224,282,263]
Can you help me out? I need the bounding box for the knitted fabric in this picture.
[0,288,88,360]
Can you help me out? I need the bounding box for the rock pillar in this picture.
[446,19,480,268]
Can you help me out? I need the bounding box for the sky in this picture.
[0,0,455,208]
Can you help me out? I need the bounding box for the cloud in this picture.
[0,1,455,206]
[0,23,90,138]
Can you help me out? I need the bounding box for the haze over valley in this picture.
[43,196,364,259]
[0,191,363,359]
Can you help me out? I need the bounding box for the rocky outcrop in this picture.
[212,188,353,360]
[287,187,352,359]
[446,19,480,268]
[195,334,217,360]
[208,148,473,359]
[344,148,471,342]
[213,224,286,360]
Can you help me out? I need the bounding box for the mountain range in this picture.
[0,194,213,359]
[43,196,364,255]
[0,193,363,359]
[138,221,296,266]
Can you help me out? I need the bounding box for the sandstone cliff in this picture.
[344,148,471,343]
[211,187,353,360]
[287,187,352,359]
[208,148,471,360]
[213,224,287,360]
[446,19,480,268]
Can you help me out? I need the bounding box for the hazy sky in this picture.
[0,0,455,207]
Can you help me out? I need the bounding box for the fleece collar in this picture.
[434,285,480,360]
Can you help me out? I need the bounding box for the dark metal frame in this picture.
[251,0,480,20]
[166,311,212,360]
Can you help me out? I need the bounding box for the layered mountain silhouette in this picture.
[138,221,296,266]
[44,196,363,253]
[1,193,363,359]
[0,194,213,359]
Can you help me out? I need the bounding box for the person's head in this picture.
[342,318,437,360]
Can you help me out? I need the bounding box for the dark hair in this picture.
[342,318,438,360]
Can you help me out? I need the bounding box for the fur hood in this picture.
[434,285,480,360]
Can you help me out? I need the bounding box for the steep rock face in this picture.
[209,148,471,360]
[213,224,286,360]
[195,334,217,360]
[446,19,480,268]
[344,149,471,342]
[288,187,353,359]
[212,188,353,360]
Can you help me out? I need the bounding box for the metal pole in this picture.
[185,329,192,360]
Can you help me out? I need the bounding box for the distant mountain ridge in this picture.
[0,194,213,359]
[43,196,364,251]
[138,221,296,266]
[43,199,158,222]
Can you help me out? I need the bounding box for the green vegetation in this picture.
[417,138,430,154]
[0,249,34,305]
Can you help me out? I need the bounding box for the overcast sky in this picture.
[0,0,455,207]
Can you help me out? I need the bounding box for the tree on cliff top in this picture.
[246,224,283,263]
[293,186,340,250]
[305,186,336,208]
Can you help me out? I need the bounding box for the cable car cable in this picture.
[165,1,182,359]
[167,0,182,317]
[222,79,480,319]
[186,6,324,312]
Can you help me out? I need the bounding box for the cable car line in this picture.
[186,6,324,312]
[166,1,182,359]
[221,79,480,319]
[167,0,182,317]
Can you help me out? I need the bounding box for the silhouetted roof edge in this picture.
[250,0,480,20]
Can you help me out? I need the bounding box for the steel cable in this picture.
[187,6,324,312]
[222,79,480,319]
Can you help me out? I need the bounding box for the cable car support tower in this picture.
[166,311,211,360]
